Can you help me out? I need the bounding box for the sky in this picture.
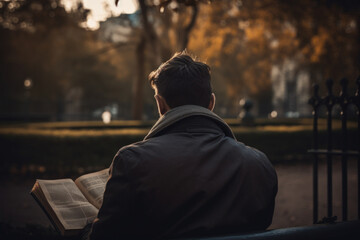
[62,0,138,29]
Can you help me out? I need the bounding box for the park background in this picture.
[0,0,359,238]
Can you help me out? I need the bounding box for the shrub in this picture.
[0,119,357,177]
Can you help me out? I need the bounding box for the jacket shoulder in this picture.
[111,140,150,173]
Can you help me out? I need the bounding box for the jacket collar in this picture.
[144,105,236,140]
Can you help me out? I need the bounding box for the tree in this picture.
[0,0,133,120]
[189,0,360,116]
[0,0,88,117]
[116,0,211,119]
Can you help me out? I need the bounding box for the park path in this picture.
[0,159,358,230]
[272,158,358,228]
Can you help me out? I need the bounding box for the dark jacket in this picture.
[89,105,277,239]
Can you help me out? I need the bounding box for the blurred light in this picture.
[38,165,46,173]
[169,1,178,11]
[228,2,239,17]
[346,20,356,33]
[8,2,14,9]
[8,2,15,11]
[24,78,33,89]
[20,22,27,29]
[270,40,279,48]
[118,0,138,14]
[102,110,111,124]
[239,98,245,106]
[86,16,99,29]
[238,20,249,30]
[0,2,3,8]
[61,0,75,11]
[270,111,278,118]
[239,111,245,118]
[68,0,138,30]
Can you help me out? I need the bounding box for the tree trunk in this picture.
[132,36,146,120]
[138,0,162,65]
[180,4,198,51]
[357,14,360,71]
[131,0,200,119]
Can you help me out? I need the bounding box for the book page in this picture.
[75,168,109,209]
[38,179,98,232]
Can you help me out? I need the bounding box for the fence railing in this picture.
[308,77,360,224]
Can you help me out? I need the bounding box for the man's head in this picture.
[149,51,215,116]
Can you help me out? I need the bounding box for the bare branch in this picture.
[181,3,198,50]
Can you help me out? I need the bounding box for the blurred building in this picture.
[98,11,141,43]
[271,58,311,118]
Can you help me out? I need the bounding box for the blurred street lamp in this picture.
[102,110,112,124]
[24,78,33,121]
[269,110,278,118]
[24,78,33,89]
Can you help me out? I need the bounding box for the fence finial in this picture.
[340,78,348,93]
[309,83,320,109]
[339,78,349,107]
[352,76,360,109]
[314,83,319,97]
[326,78,333,94]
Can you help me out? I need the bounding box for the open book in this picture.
[30,168,109,236]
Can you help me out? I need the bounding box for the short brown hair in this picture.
[148,51,212,108]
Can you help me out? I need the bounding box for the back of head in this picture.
[149,51,212,108]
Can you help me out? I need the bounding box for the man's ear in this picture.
[155,94,171,116]
[208,93,216,111]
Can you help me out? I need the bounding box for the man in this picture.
[88,52,277,239]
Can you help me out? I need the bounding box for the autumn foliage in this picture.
[0,0,359,120]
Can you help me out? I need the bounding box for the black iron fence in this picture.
[308,77,360,224]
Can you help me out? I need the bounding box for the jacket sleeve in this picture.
[88,151,134,240]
